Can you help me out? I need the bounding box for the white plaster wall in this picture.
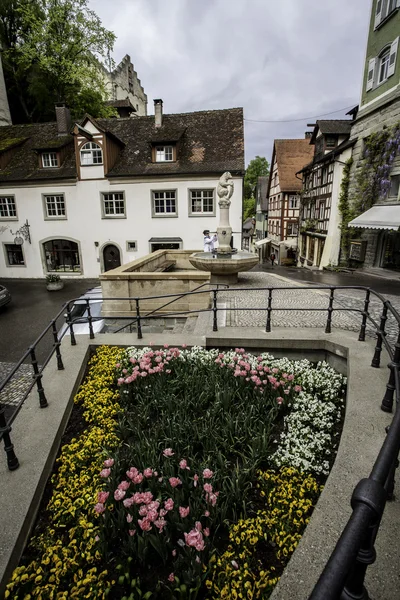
[0,175,243,278]
[320,147,353,268]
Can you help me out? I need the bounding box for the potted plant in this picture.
[46,273,64,291]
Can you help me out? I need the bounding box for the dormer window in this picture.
[80,142,103,166]
[42,152,58,168]
[155,145,174,162]
[325,135,337,149]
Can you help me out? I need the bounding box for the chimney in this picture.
[55,103,71,135]
[305,131,313,139]
[154,99,163,128]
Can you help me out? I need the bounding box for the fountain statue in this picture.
[189,172,258,284]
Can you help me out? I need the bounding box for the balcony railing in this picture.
[1,284,399,599]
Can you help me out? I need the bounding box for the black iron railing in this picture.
[1,284,400,600]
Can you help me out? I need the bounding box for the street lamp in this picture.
[10,219,31,245]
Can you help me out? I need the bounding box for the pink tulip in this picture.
[203,527,210,537]
[184,528,205,551]
[179,506,190,518]
[97,491,109,504]
[114,489,126,501]
[118,481,130,491]
[163,448,175,457]
[127,513,133,523]
[143,468,153,478]
[164,498,174,511]
[129,529,136,536]
[138,518,152,531]
[203,483,213,493]
[168,573,175,582]
[169,477,182,488]
[94,503,105,514]
[179,459,190,470]
[203,468,214,479]
[277,397,283,404]
[100,468,111,478]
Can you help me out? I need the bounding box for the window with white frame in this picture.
[152,191,177,216]
[189,189,215,215]
[289,195,298,209]
[287,222,298,236]
[41,152,58,168]
[378,47,391,84]
[375,0,398,29]
[366,37,399,91]
[43,194,67,219]
[101,192,125,217]
[0,196,17,219]
[155,145,174,162]
[80,142,103,165]
[44,194,66,218]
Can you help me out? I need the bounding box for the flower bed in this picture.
[6,345,345,599]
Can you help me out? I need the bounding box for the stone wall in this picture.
[347,94,400,267]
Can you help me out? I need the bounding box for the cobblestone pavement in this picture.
[219,271,360,331]
[0,362,34,413]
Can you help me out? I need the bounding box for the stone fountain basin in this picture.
[189,251,258,284]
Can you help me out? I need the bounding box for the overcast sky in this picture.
[91,0,370,166]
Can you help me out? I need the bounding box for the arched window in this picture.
[80,142,103,166]
[378,46,391,84]
[43,239,81,273]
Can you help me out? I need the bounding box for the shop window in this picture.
[43,239,81,273]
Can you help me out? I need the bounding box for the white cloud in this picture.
[90,0,370,165]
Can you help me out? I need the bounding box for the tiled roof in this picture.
[316,120,353,135]
[0,107,244,183]
[101,108,244,177]
[274,139,314,191]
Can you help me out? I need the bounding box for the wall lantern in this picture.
[10,219,31,245]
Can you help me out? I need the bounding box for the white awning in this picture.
[254,238,271,247]
[349,205,400,230]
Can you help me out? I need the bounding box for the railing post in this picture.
[358,289,370,342]
[86,299,95,340]
[29,347,48,408]
[65,303,76,346]
[266,288,272,333]
[135,299,143,339]
[213,289,218,332]
[325,288,334,334]
[381,326,400,412]
[340,478,386,600]
[0,403,19,471]
[51,321,64,370]
[371,303,388,368]
[384,427,399,501]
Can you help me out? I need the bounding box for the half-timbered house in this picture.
[264,138,314,265]
[297,120,354,269]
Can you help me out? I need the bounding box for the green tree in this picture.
[243,155,269,219]
[1,0,116,123]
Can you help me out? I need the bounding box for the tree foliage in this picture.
[244,155,269,200]
[0,0,116,123]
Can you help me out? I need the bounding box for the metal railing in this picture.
[1,283,400,600]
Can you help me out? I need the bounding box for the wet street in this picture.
[0,278,99,364]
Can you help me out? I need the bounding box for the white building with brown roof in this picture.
[264,138,314,265]
[0,101,244,279]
